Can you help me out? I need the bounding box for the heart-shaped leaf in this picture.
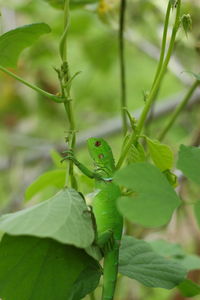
[119,236,187,289]
[177,145,200,185]
[0,234,101,300]
[0,23,51,67]
[25,169,66,201]
[0,188,94,248]
[114,163,180,227]
[146,137,174,171]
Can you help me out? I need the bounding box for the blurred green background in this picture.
[0,0,200,299]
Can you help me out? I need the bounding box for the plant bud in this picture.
[181,14,192,37]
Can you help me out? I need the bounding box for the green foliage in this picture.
[119,236,187,289]
[0,23,51,67]
[128,142,146,163]
[114,162,180,227]
[149,239,185,257]
[0,188,94,248]
[149,239,200,271]
[0,234,101,300]
[177,145,200,184]
[178,280,200,297]
[50,149,66,169]
[146,137,174,171]
[181,14,192,37]
[179,254,200,271]
[43,0,98,10]
[68,262,102,300]
[25,169,66,201]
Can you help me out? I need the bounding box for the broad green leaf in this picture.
[0,188,94,248]
[0,234,101,300]
[119,236,187,289]
[149,239,185,257]
[69,262,102,300]
[149,239,200,271]
[194,201,200,228]
[178,279,200,297]
[0,23,51,68]
[114,163,180,227]
[179,254,200,271]
[146,137,174,171]
[25,169,66,201]
[177,145,200,185]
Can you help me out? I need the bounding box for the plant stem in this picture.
[151,1,171,89]
[119,0,128,136]
[0,65,63,103]
[61,0,77,189]
[89,292,96,300]
[158,80,199,141]
[137,0,181,134]
[116,0,181,169]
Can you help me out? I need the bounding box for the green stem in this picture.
[90,292,96,300]
[119,0,128,136]
[60,0,70,62]
[116,0,181,169]
[0,65,63,103]
[158,80,199,141]
[137,0,181,134]
[61,0,77,189]
[151,1,171,89]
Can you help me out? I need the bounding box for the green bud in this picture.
[181,14,192,37]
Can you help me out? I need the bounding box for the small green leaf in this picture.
[163,169,178,187]
[178,279,200,297]
[25,169,66,201]
[0,188,94,248]
[183,71,200,81]
[146,137,174,171]
[50,149,66,169]
[181,14,192,37]
[0,234,101,300]
[128,143,146,163]
[177,145,200,185]
[119,236,187,289]
[114,163,180,227]
[0,23,51,68]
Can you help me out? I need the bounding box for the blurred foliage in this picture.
[0,1,200,298]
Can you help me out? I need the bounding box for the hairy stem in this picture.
[116,0,181,169]
[158,80,199,141]
[119,0,128,136]
[61,0,77,188]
